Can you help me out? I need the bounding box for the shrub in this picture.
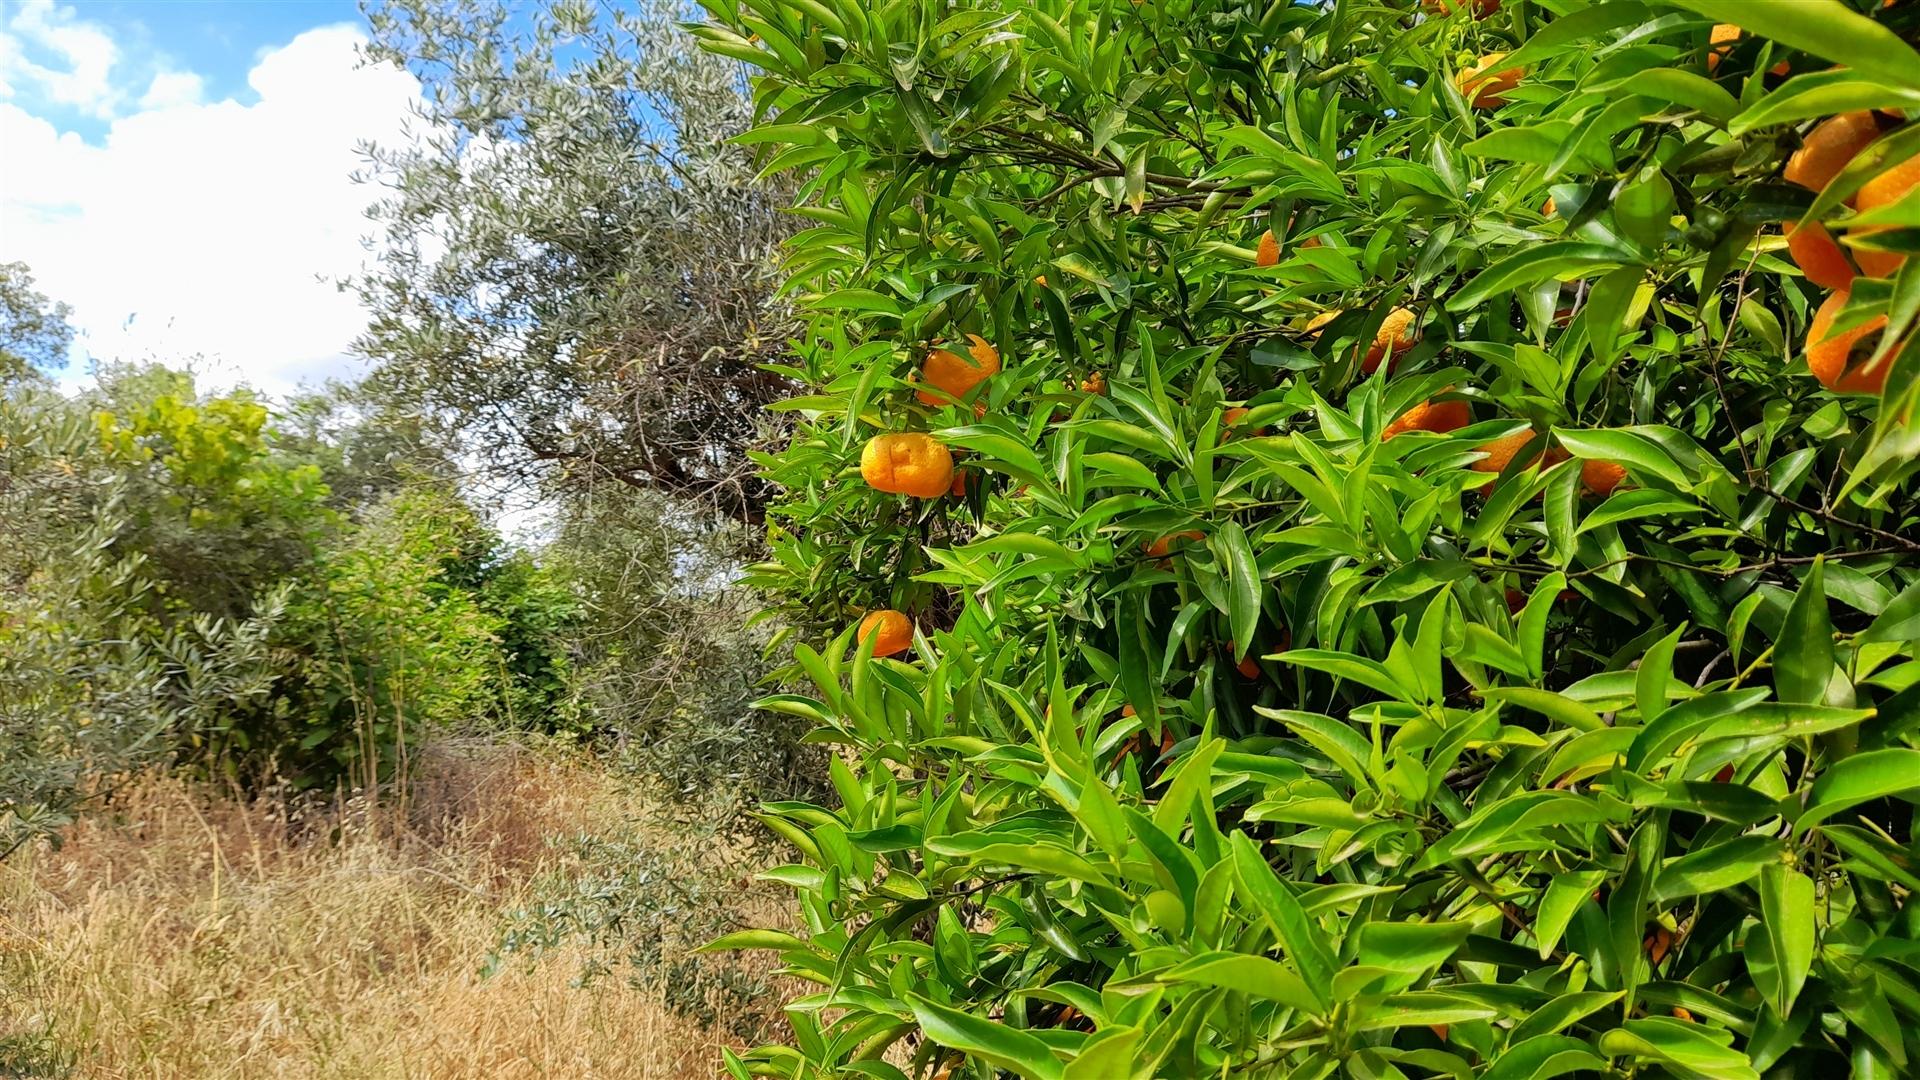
[701,1,1920,1077]
[1,386,281,856]
[263,487,510,786]
[1,366,575,805]
[541,481,822,810]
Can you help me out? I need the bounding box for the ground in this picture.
[0,745,787,1079]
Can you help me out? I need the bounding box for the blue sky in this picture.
[1,0,424,396]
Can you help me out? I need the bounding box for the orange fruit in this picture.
[861,432,955,497]
[1145,530,1205,558]
[949,471,968,498]
[1542,197,1556,217]
[1034,274,1048,287]
[1121,704,1137,718]
[1850,152,1920,278]
[1646,926,1674,966]
[1581,459,1627,496]
[1456,53,1522,109]
[1308,308,1419,373]
[1708,25,1790,76]
[857,609,914,656]
[1778,114,1884,287]
[1233,648,1260,679]
[1363,308,1419,374]
[1079,371,1108,395]
[1221,406,1266,440]
[915,334,1001,406]
[1784,112,1882,192]
[1806,289,1895,394]
[1472,429,1553,473]
[1383,395,1471,439]
[1784,221,1857,291]
[1256,229,1280,267]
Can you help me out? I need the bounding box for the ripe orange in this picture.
[1806,289,1895,394]
[1784,112,1882,192]
[1471,429,1565,474]
[1708,24,1790,75]
[1456,53,1522,109]
[915,334,1001,406]
[1383,395,1470,439]
[1363,308,1419,373]
[1850,152,1920,278]
[857,609,914,656]
[1308,307,1419,374]
[1645,925,1674,966]
[1145,530,1205,558]
[1121,704,1137,718]
[1542,197,1556,217]
[1783,221,1857,291]
[1581,459,1628,496]
[1232,647,1260,679]
[1079,371,1108,395]
[1256,229,1280,267]
[861,432,955,497]
[1221,406,1266,440]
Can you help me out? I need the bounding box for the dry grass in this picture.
[0,744,789,1079]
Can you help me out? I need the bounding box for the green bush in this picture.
[1,366,591,811]
[1,384,282,855]
[261,487,509,785]
[700,1,1920,1076]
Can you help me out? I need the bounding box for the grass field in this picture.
[0,746,787,1079]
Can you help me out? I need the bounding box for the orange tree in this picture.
[696,0,1920,1075]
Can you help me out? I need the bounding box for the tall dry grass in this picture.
[0,744,788,1079]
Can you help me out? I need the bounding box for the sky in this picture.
[0,0,424,397]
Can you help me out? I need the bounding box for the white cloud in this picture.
[137,69,202,110]
[0,0,120,116]
[0,23,424,397]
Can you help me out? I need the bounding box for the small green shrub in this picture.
[487,829,788,1044]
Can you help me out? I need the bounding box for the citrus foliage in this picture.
[701,0,1920,1076]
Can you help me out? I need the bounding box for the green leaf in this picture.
[1649,835,1783,903]
[1801,749,1920,832]
[1062,1027,1143,1080]
[1597,1017,1759,1080]
[700,928,812,953]
[1152,951,1321,1013]
[1215,522,1261,662]
[926,838,1111,884]
[1482,687,1608,733]
[1229,832,1334,1010]
[1552,428,1690,488]
[1615,170,1678,249]
[1669,0,1920,93]
[1535,872,1606,960]
[1448,244,1630,312]
[1755,864,1815,1019]
[907,995,1065,1080]
[1730,70,1920,135]
[1355,920,1474,976]
[1776,556,1833,707]
[1609,69,1738,126]
[1481,1034,1609,1080]
[1862,580,1920,643]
